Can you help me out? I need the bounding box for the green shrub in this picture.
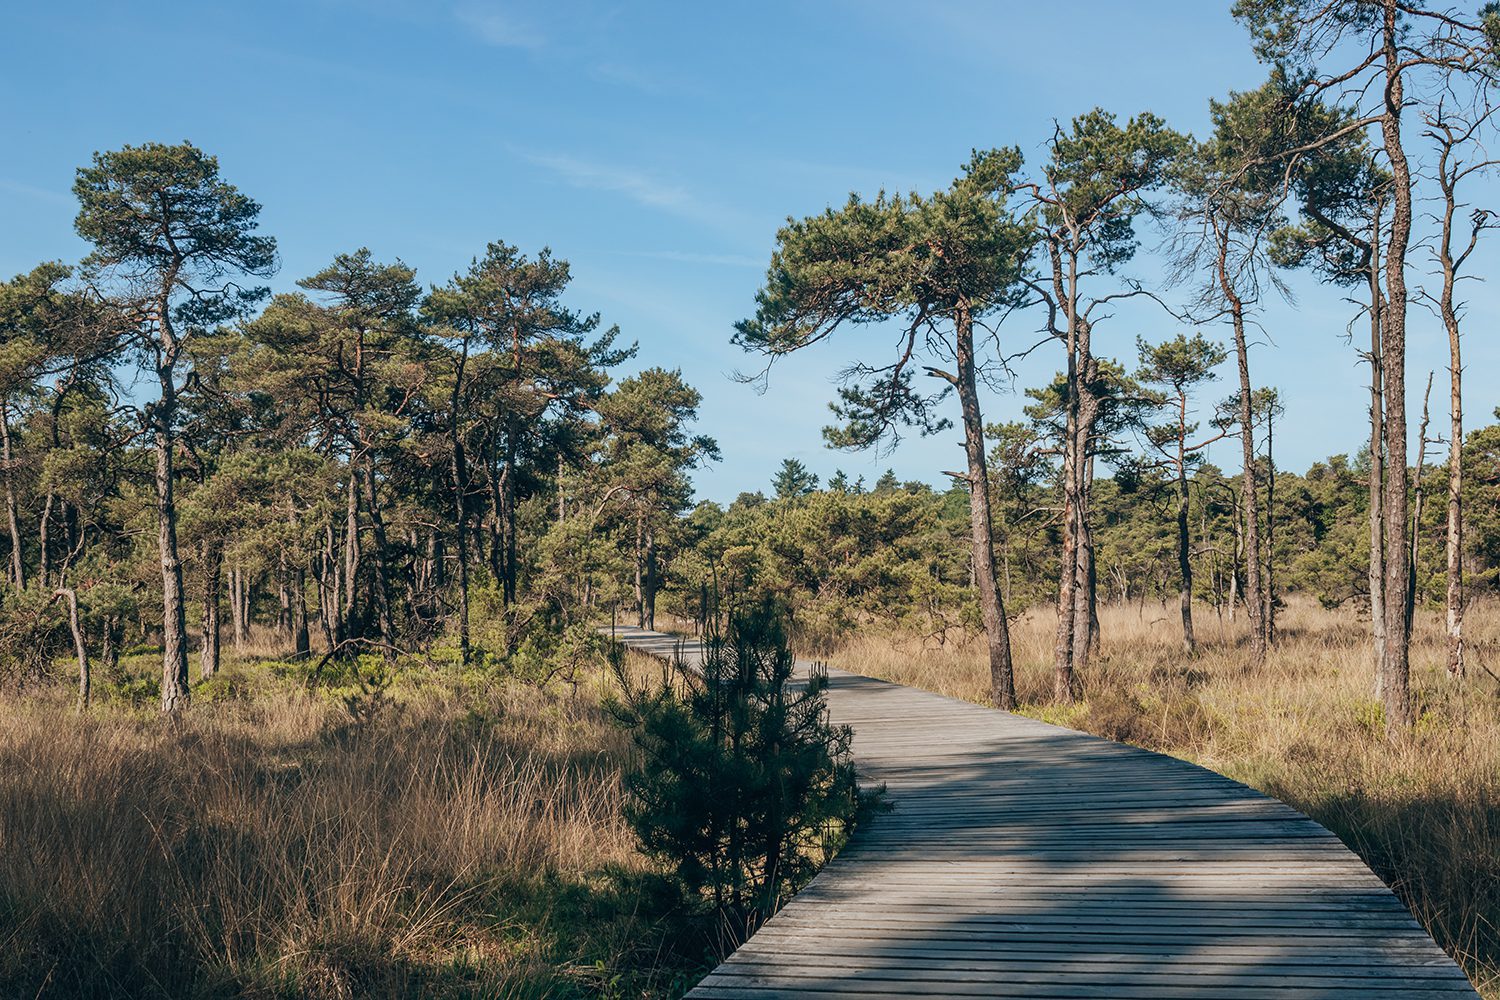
[609,598,866,953]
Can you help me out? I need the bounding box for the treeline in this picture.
[0,143,716,710]
[729,2,1500,733]
[656,427,1500,654]
[10,4,1500,742]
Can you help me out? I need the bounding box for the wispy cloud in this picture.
[453,5,544,49]
[521,150,741,230]
[591,62,680,97]
[614,249,762,268]
[0,177,72,206]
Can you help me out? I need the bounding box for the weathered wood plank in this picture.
[606,627,1478,998]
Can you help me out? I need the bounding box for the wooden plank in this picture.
[604,627,1478,998]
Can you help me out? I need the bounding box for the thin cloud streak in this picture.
[520,150,748,231]
[615,249,763,268]
[453,5,545,49]
[0,177,73,206]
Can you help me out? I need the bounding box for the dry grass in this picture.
[828,597,1500,998]
[0,660,705,999]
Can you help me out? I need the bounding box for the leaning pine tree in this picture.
[734,150,1032,709]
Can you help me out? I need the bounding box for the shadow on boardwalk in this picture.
[609,629,1479,999]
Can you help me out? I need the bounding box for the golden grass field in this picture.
[3,603,1494,997]
[827,597,1500,998]
[0,654,707,999]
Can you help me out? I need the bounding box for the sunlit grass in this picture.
[0,656,707,999]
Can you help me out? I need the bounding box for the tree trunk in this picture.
[362,453,397,656]
[1368,218,1388,700]
[200,538,222,678]
[101,615,118,676]
[1223,267,1265,664]
[955,302,1016,710]
[153,384,190,714]
[504,432,518,606]
[1264,404,1277,647]
[230,563,248,653]
[1437,158,1466,679]
[1408,375,1433,631]
[1379,1,1415,732]
[634,515,646,628]
[56,587,89,710]
[276,552,292,640]
[1177,419,1195,655]
[645,524,658,631]
[321,519,342,649]
[1,401,25,593]
[487,447,505,585]
[451,457,472,665]
[343,464,362,639]
[1444,298,1465,681]
[292,566,311,659]
[38,491,54,590]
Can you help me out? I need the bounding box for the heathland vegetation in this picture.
[6,1,1500,997]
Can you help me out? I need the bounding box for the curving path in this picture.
[608,625,1479,999]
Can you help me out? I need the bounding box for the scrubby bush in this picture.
[609,598,866,952]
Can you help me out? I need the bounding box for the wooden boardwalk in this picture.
[608,625,1480,999]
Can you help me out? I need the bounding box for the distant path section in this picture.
[607,625,1479,999]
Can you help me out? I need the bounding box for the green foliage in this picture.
[608,599,864,949]
[735,150,1031,450]
[74,141,277,325]
[771,458,818,499]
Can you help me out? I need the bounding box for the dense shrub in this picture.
[609,599,865,952]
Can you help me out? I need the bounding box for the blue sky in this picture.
[4,1,1498,501]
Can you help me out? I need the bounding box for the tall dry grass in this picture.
[0,665,698,999]
[829,597,1500,997]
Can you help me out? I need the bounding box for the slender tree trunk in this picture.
[1368,224,1388,700]
[1379,2,1415,732]
[1,401,25,593]
[487,447,505,585]
[955,303,1016,709]
[504,431,518,606]
[292,566,311,658]
[1052,246,1083,702]
[1067,385,1100,687]
[200,538,222,678]
[362,453,397,656]
[1222,258,1265,664]
[56,587,89,710]
[634,515,646,628]
[321,519,342,648]
[1177,415,1195,655]
[645,524,658,631]
[1436,162,1467,679]
[1408,375,1433,631]
[1264,406,1277,646]
[101,615,117,676]
[276,553,292,640]
[342,463,361,639]
[38,491,54,590]
[1228,508,1241,623]
[229,563,247,652]
[1444,298,1465,680]
[451,456,472,664]
[153,383,190,714]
